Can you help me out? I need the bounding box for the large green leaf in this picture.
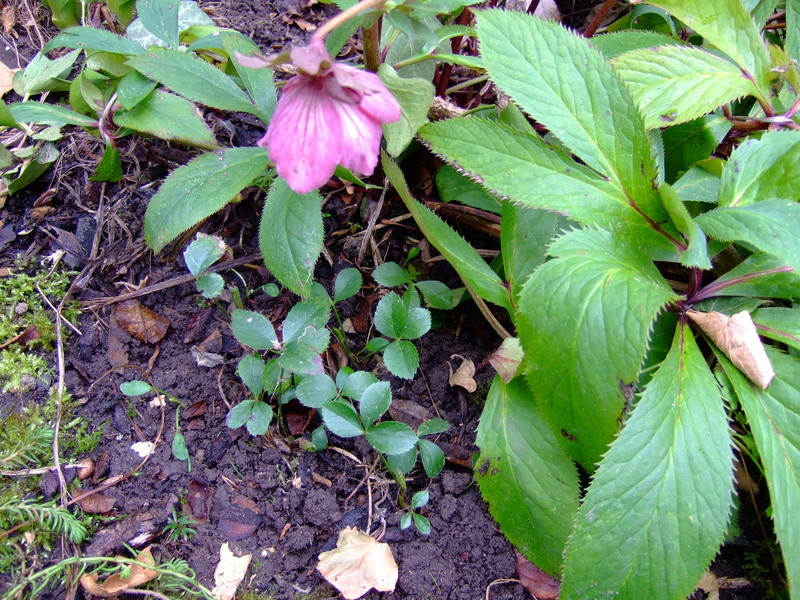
[721,350,800,599]
[612,45,755,129]
[789,0,800,62]
[561,326,734,600]
[752,307,800,352]
[8,101,98,128]
[634,0,771,94]
[128,48,268,121]
[661,116,730,183]
[475,376,579,576]
[590,30,683,60]
[476,10,667,226]
[145,147,269,252]
[259,178,323,297]
[378,64,434,157]
[382,152,511,312]
[44,26,145,55]
[135,0,180,47]
[718,131,800,207]
[114,90,217,148]
[518,229,677,469]
[703,253,800,300]
[696,200,800,273]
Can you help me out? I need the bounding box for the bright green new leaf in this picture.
[333,268,362,303]
[418,439,445,477]
[183,234,225,277]
[561,326,734,600]
[475,377,579,576]
[237,354,266,397]
[359,381,392,428]
[382,152,511,311]
[415,280,455,309]
[296,374,338,408]
[658,182,710,268]
[752,307,800,352]
[114,90,217,149]
[378,64,434,157]
[321,400,364,437]
[372,262,413,287]
[145,147,269,253]
[374,292,431,340]
[476,11,667,226]
[518,229,677,469]
[9,102,98,128]
[696,200,800,273]
[383,340,419,380]
[259,178,323,298]
[171,430,189,461]
[721,350,800,599]
[44,26,145,55]
[634,0,771,94]
[718,131,800,207]
[365,421,418,455]
[224,34,277,120]
[128,48,268,121]
[231,309,278,351]
[612,45,756,129]
[120,380,153,396]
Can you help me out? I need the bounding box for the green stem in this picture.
[312,0,387,45]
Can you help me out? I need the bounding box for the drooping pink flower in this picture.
[238,40,401,194]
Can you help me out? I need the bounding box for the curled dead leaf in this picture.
[317,527,398,600]
[448,355,477,393]
[488,337,523,383]
[212,542,252,600]
[75,491,116,514]
[80,546,158,597]
[515,551,560,600]
[114,299,169,344]
[687,309,774,389]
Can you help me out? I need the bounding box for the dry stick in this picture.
[583,0,617,38]
[357,183,388,266]
[485,578,521,600]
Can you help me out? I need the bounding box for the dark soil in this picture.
[0,0,783,599]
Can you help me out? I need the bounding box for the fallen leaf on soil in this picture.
[286,400,314,435]
[75,491,117,514]
[80,546,158,597]
[687,309,774,389]
[317,527,398,600]
[488,337,523,383]
[448,355,477,392]
[107,312,129,369]
[131,441,156,457]
[0,60,19,97]
[696,570,720,600]
[515,551,560,600]
[0,324,40,350]
[184,400,207,419]
[191,345,225,367]
[187,478,213,522]
[198,328,223,353]
[114,299,169,344]
[218,494,262,541]
[388,398,432,429]
[2,7,15,33]
[212,542,252,600]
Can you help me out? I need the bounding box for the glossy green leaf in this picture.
[374,292,431,340]
[703,253,800,299]
[237,355,266,397]
[477,10,667,226]
[120,380,153,396]
[418,439,445,477]
[90,144,123,182]
[341,370,379,400]
[9,102,98,127]
[386,446,418,475]
[372,262,412,287]
[752,307,800,351]
[418,418,449,437]
[366,421,418,455]
[135,0,180,47]
[231,309,278,350]
[661,116,730,183]
[718,131,800,207]
[435,163,500,214]
[475,377,579,576]
[378,64,434,157]
[696,200,800,273]
[321,400,364,437]
[282,298,331,345]
[333,268,362,303]
[611,46,755,129]
[400,513,412,530]
[382,152,511,311]
[358,381,392,428]
[415,280,455,309]
[383,340,419,379]
[518,229,677,469]
[259,178,323,298]
[720,350,800,599]
[412,513,431,534]
[183,234,226,277]
[44,26,145,55]
[296,374,338,408]
[411,490,429,509]
[561,326,734,600]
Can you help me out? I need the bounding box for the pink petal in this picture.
[331,100,383,176]
[332,64,401,123]
[289,39,331,75]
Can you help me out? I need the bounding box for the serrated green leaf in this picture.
[752,307,800,351]
[635,0,771,94]
[562,326,734,600]
[435,163,500,214]
[383,340,419,379]
[518,229,677,469]
[136,0,180,47]
[14,50,80,96]
[237,354,265,397]
[378,64,434,157]
[277,341,323,375]
[120,380,153,396]
[91,144,123,182]
[672,158,724,203]
[418,418,449,437]
[366,421,418,455]
[612,46,756,129]
[321,400,364,437]
[230,309,278,350]
[661,116,730,183]
[116,70,158,110]
[184,234,225,277]
[382,152,511,311]
[718,131,800,208]
[475,376,579,575]
[9,102,98,127]
[590,30,683,60]
[696,200,800,273]
[788,0,800,62]
[259,178,323,298]
[333,268,362,303]
[145,147,268,253]
[386,445,418,475]
[225,35,277,120]
[372,262,412,287]
[415,280,455,309]
[341,371,379,400]
[701,253,800,299]
[44,26,145,55]
[296,374,338,408]
[411,489,429,509]
[196,271,224,299]
[359,381,392,427]
[226,399,272,435]
[128,47,268,120]
[720,349,800,599]
[374,292,431,341]
[658,182,710,268]
[282,298,331,344]
[476,11,667,226]
[418,439,445,477]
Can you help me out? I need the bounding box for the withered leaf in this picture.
[388,398,432,429]
[317,527,398,600]
[515,551,560,600]
[187,479,213,522]
[114,299,169,344]
[0,60,18,97]
[76,491,117,514]
[183,400,207,419]
[488,337,523,383]
[218,494,261,541]
[448,355,477,392]
[696,570,720,600]
[687,309,774,389]
[212,543,252,600]
[80,546,158,597]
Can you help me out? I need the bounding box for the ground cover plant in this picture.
[1,0,799,598]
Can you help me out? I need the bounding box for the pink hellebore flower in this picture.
[238,40,401,194]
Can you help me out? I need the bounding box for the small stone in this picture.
[14,302,28,315]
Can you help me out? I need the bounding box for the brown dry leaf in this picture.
[488,337,523,383]
[388,398,432,429]
[696,570,720,600]
[448,355,477,392]
[515,551,560,600]
[212,542,252,600]
[317,527,398,600]
[218,494,261,541]
[80,546,158,597]
[687,309,774,389]
[2,6,15,33]
[0,60,18,96]
[75,491,117,514]
[114,299,169,344]
[187,478,213,523]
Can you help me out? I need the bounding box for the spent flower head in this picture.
[237,40,401,194]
